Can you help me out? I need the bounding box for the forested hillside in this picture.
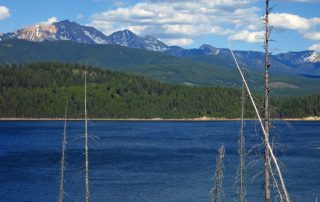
[1,39,320,96]
[0,62,319,118]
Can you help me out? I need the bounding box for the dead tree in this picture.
[229,48,290,201]
[238,84,246,202]
[58,100,68,202]
[264,1,271,201]
[84,66,90,202]
[211,145,225,202]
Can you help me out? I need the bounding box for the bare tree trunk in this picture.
[230,48,290,202]
[211,145,225,202]
[58,100,68,202]
[84,67,90,202]
[264,1,271,202]
[238,84,246,202]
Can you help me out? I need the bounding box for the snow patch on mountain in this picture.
[83,30,108,44]
[214,49,220,55]
[303,51,320,63]
[143,35,168,51]
[9,24,58,42]
[107,30,168,51]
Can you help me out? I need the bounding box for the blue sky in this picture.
[0,0,320,52]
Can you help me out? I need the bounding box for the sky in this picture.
[0,0,320,52]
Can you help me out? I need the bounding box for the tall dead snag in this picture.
[238,84,246,202]
[229,48,290,202]
[211,145,225,202]
[58,100,68,202]
[264,0,271,201]
[84,67,90,202]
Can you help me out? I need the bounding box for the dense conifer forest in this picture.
[0,62,319,119]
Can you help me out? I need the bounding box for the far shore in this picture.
[1,116,320,121]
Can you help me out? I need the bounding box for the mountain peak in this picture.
[108,29,139,47]
[59,19,71,23]
[107,30,168,51]
[144,35,156,40]
[123,29,133,33]
[53,19,76,26]
[199,44,215,50]
[52,20,109,44]
[304,50,320,63]
[198,44,222,55]
[112,29,136,36]
[53,20,83,27]
[6,23,57,42]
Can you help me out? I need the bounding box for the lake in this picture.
[0,121,319,202]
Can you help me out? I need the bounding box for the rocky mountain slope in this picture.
[0,19,319,75]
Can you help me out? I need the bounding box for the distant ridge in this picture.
[0,19,319,75]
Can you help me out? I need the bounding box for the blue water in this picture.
[0,121,319,202]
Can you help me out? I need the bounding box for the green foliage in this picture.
[0,62,319,118]
[1,39,319,96]
[272,94,320,118]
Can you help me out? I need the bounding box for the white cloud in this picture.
[304,32,320,41]
[39,17,58,25]
[77,14,84,19]
[90,0,260,46]
[210,26,235,36]
[279,0,319,2]
[229,30,264,43]
[89,0,320,46]
[47,17,58,24]
[162,24,198,36]
[268,13,320,32]
[268,13,320,48]
[270,13,312,30]
[165,38,193,46]
[0,6,10,20]
[309,43,320,51]
[310,18,320,25]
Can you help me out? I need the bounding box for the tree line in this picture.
[0,62,319,119]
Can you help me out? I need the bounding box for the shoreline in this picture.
[1,116,319,121]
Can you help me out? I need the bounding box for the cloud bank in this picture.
[89,0,320,47]
[0,6,10,20]
[39,17,58,25]
[90,0,260,45]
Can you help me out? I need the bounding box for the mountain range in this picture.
[0,20,168,52]
[1,19,319,76]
